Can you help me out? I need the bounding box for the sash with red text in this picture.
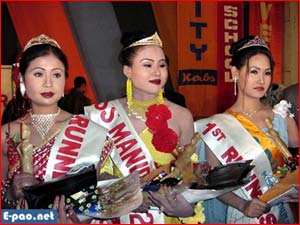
[85,100,165,223]
[44,115,107,181]
[194,114,279,224]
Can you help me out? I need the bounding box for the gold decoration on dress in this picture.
[237,36,269,52]
[23,34,61,51]
[265,117,292,161]
[127,94,164,122]
[126,78,164,121]
[30,108,61,140]
[19,123,34,174]
[124,32,163,50]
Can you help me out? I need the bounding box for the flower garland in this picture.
[145,104,178,154]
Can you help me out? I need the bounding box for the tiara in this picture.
[237,36,269,52]
[124,32,163,50]
[23,34,61,51]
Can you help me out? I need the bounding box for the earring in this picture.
[233,77,238,96]
[126,78,133,114]
[19,75,26,97]
[158,88,164,103]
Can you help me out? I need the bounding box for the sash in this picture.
[85,101,166,224]
[194,114,280,224]
[45,115,107,181]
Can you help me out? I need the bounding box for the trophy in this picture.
[265,117,292,161]
[20,123,34,174]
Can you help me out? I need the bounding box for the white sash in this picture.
[45,115,107,181]
[85,101,165,223]
[194,114,279,224]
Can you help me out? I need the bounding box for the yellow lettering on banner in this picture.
[223,5,239,82]
[260,2,272,43]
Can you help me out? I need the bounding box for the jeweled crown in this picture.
[237,36,269,52]
[124,32,163,50]
[23,34,61,52]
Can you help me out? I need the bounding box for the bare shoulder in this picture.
[166,100,193,121]
[1,119,23,136]
[166,99,194,136]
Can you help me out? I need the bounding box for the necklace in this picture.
[30,108,61,140]
[128,96,164,121]
[242,109,260,118]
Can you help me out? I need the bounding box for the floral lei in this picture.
[145,104,179,154]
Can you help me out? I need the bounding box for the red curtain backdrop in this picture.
[249,2,283,84]
[6,2,96,103]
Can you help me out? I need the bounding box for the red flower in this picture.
[152,128,179,153]
[145,104,171,131]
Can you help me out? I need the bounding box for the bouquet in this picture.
[22,165,143,219]
[141,133,255,203]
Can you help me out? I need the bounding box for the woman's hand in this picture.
[283,193,298,203]
[242,198,270,218]
[148,185,194,217]
[12,172,40,199]
[53,195,80,224]
[132,192,152,213]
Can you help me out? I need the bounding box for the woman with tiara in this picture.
[1,34,109,219]
[85,31,204,223]
[194,35,298,223]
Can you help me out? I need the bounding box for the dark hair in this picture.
[229,36,275,73]
[118,31,155,66]
[19,44,69,78]
[74,76,86,88]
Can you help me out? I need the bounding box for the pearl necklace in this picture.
[30,108,61,140]
[242,110,258,118]
[242,108,262,118]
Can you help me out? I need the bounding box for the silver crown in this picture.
[237,36,269,52]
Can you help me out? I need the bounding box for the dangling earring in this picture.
[19,74,26,97]
[126,78,133,114]
[233,77,238,96]
[158,88,164,103]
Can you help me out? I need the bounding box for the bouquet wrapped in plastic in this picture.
[22,165,143,219]
[141,132,255,203]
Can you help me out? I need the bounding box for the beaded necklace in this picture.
[128,97,164,121]
[30,108,61,140]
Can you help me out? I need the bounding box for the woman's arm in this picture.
[286,116,298,148]
[206,146,269,218]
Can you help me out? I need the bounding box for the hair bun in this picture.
[120,31,154,49]
[229,36,256,55]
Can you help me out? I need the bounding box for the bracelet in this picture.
[1,186,18,208]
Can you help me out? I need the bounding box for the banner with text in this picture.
[177,2,244,118]
[249,1,283,84]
